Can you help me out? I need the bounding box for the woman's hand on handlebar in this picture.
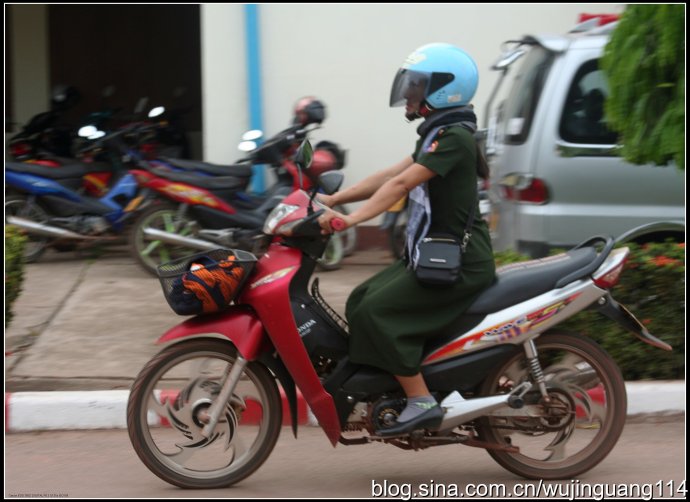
[318,208,354,234]
[315,193,336,208]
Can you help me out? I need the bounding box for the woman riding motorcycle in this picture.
[318,43,496,436]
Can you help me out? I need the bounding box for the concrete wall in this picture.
[202,4,625,221]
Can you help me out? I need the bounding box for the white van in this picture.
[485,19,685,257]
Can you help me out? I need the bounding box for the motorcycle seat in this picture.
[159,157,253,178]
[150,167,248,191]
[5,161,111,179]
[466,247,598,315]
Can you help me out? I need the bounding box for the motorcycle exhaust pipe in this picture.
[438,382,532,431]
[6,216,89,240]
[142,227,217,251]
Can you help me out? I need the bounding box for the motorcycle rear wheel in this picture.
[127,339,282,489]
[477,332,627,480]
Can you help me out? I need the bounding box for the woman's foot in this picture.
[376,396,444,437]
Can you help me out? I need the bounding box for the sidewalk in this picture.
[4,245,685,432]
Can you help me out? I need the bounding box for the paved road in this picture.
[5,421,686,498]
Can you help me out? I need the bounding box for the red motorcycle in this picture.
[126,141,670,488]
[127,123,349,275]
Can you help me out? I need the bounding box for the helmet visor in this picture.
[389,69,430,107]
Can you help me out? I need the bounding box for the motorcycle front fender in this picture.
[157,306,271,361]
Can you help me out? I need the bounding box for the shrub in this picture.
[493,242,685,380]
[5,226,27,327]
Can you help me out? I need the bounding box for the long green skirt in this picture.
[345,259,495,376]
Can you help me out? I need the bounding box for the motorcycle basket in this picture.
[157,248,257,316]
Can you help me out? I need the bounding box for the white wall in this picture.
[200,5,247,164]
[202,4,626,220]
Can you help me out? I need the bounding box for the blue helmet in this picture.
[390,43,479,112]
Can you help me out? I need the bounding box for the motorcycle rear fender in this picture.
[596,293,673,351]
[5,171,82,202]
[157,306,271,361]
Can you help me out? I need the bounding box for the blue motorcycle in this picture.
[5,158,146,263]
[5,118,252,263]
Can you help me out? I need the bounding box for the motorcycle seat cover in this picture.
[5,161,106,180]
[159,157,253,178]
[150,167,248,191]
[467,247,598,314]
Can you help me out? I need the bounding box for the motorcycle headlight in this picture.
[263,204,300,235]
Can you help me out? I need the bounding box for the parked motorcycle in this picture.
[126,140,671,488]
[8,84,82,161]
[128,120,349,275]
[4,123,159,262]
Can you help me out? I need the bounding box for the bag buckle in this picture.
[461,231,472,252]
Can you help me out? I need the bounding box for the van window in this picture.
[559,59,618,145]
[500,46,554,145]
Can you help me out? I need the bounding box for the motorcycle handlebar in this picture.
[330,218,347,232]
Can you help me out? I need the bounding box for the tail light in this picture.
[578,13,620,26]
[500,174,549,204]
[10,142,32,159]
[593,250,629,289]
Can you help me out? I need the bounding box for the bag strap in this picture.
[420,122,479,253]
[462,190,478,252]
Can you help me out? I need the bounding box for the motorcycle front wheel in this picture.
[317,232,344,271]
[129,202,197,276]
[477,331,627,480]
[5,195,50,263]
[127,339,282,489]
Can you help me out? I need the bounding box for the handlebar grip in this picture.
[330,218,347,232]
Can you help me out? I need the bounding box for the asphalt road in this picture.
[5,421,686,498]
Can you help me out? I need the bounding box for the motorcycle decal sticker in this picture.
[423,293,582,364]
[160,184,219,207]
[249,266,297,290]
[526,293,581,330]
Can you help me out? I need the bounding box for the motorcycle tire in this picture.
[317,232,344,271]
[5,195,50,263]
[129,201,196,277]
[127,338,282,489]
[476,331,627,480]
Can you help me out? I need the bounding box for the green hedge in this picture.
[494,241,685,380]
[5,226,27,327]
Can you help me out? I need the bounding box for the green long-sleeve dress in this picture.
[346,125,496,376]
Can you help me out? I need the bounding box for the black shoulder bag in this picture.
[414,193,477,287]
